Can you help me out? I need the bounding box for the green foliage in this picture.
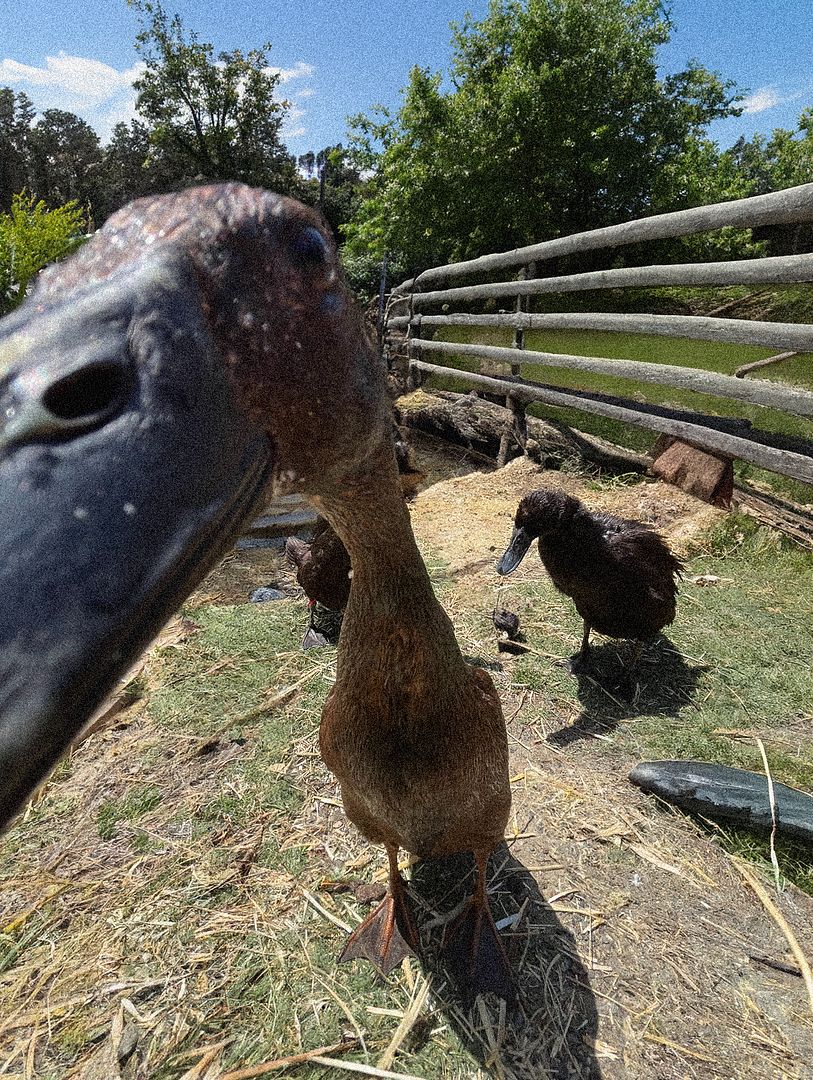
[127,0,298,192]
[733,108,813,196]
[297,143,367,243]
[653,137,763,260]
[0,192,85,314]
[346,0,741,271]
[27,109,103,215]
[340,247,407,303]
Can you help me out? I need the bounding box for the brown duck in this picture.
[0,184,513,1000]
[497,488,683,671]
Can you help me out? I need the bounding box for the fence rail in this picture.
[394,183,813,292]
[384,183,813,488]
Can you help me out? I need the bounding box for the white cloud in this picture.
[265,61,316,141]
[741,84,811,115]
[0,52,143,141]
[283,103,307,140]
[267,60,315,83]
[741,86,783,114]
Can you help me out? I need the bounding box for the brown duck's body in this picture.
[318,450,512,998]
[285,520,351,611]
[498,489,682,667]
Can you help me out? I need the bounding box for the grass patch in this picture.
[97,785,163,840]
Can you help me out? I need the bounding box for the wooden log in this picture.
[732,485,813,549]
[412,337,813,418]
[394,388,649,473]
[410,359,813,484]
[395,183,813,292]
[735,351,798,378]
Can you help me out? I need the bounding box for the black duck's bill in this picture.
[0,254,273,829]
[496,526,534,575]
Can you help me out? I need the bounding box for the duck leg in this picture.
[302,600,342,650]
[568,620,592,674]
[442,848,514,1003]
[339,844,420,975]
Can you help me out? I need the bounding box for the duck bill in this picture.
[496,527,534,575]
[0,255,273,829]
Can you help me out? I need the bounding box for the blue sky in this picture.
[0,0,811,157]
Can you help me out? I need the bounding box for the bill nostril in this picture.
[1,360,136,452]
[42,361,134,423]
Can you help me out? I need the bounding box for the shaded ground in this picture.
[1,443,812,1079]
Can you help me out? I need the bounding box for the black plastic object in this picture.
[630,760,813,845]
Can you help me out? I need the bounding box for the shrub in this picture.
[0,193,86,315]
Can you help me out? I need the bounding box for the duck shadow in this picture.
[408,844,602,1079]
[548,633,706,748]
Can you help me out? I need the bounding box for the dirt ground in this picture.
[1,438,811,1079]
[175,450,813,1076]
[403,450,813,1080]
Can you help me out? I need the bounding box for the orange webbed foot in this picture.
[339,886,420,975]
[339,846,421,976]
[442,896,514,1003]
[441,849,515,1004]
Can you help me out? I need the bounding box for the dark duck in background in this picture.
[0,184,512,1002]
[497,488,683,674]
[285,426,423,647]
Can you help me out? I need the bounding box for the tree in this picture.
[297,144,366,240]
[94,118,188,221]
[128,0,298,192]
[0,193,85,314]
[729,109,813,253]
[346,0,741,271]
[27,109,103,215]
[0,89,34,211]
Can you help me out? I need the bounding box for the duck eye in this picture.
[292,226,328,264]
[43,361,134,423]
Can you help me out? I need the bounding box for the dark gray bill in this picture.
[0,253,272,828]
[495,526,534,576]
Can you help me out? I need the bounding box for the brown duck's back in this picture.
[285,520,352,610]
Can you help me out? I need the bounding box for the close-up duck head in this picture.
[0,183,390,829]
[496,488,578,575]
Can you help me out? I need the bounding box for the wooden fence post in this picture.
[498,263,533,465]
[406,308,424,391]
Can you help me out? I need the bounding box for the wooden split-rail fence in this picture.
[383,183,813,487]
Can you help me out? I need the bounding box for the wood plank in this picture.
[395,182,813,291]
[391,253,813,311]
[413,337,813,417]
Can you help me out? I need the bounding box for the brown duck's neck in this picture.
[316,448,467,687]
